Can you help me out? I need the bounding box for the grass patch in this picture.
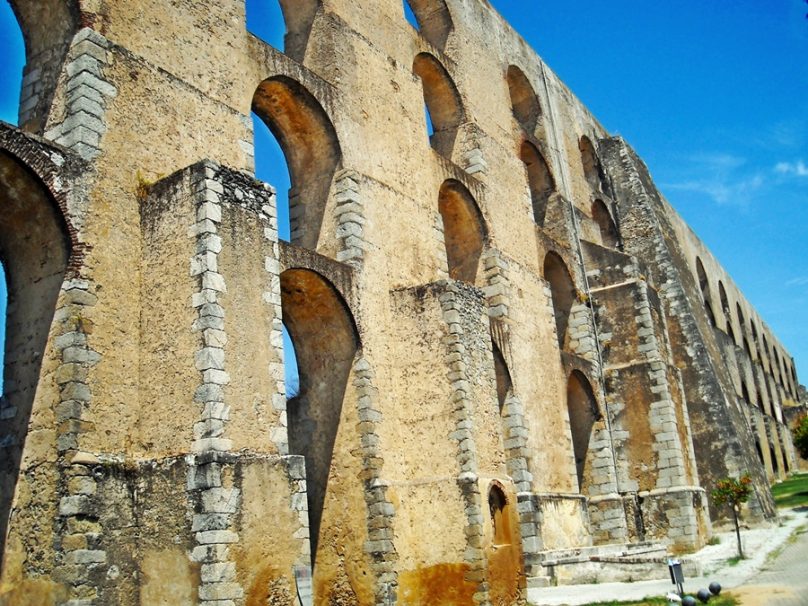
[578,595,739,606]
[726,555,745,566]
[706,535,721,546]
[770,472,808,509]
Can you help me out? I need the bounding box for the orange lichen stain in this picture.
[398,563,477,606]
[487,544,524,606]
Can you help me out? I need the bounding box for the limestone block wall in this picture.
[0,0,803,603]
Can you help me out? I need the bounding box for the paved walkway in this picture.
[527,509,808,605]
[731,510,808,605]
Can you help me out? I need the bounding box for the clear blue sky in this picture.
[1,1,806,393]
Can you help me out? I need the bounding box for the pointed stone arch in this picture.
[280,267,359,560]
[7,0,80,131]
[0,147,72,555]
[591,199,620,249]
[403,0,453,49]
[718,281,733,339]
[413,53,464,158]
[506,65,541,134]
[520,140,555,226]
[695,257,716,326]
[566,370,600,493]
[438,179,487,284]
[252,76,342,250]
[543,252,576,350]
[579,135,608,194]
[491,340,512,413]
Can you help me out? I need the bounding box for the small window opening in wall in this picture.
[0,1,25,124]
[252,112,292,241]
[755,440,764,465]
[488,485,510,546]
[770,445,779,474]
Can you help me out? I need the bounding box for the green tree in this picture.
[711,474,753,559]
[794,414,808,460]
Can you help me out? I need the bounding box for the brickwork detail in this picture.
[335,170,369,267]
[439,284,491,606]
[186,163,245,606]
[353,357,400,606]
[45,29,117,161]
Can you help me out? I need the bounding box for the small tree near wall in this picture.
[794,414,808,460]
[711,474,753,559]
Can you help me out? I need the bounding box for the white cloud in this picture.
[664,174,764,206]
[786,276,808,287]
[774,160,808,177]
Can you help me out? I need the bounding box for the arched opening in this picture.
[718,281,733,338]
[492,341,512,413]
[741,381,752,407]
[438,179,486,284]
[0,2,25,125]
[520,141,555,227]
[252,76,341,250]
[695,257,716,326]
[755,440,764,465]
[0,149,71,554]
[743,337,753,359]
[591,199,620,249]
[488,484,511,546]
[5,1,79,132]
[403,0,453,49]
[413,53,464,158]
[770,443,779,475]
[579,135,607,194]
[566,370,600,493]
[280,268,358,561]
[506,65,541,134]
[544,252,575,350]
[247,0,319,61]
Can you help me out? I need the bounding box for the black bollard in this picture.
[682,597,697,606]
[708,582,722,595]
[697,588,711,603]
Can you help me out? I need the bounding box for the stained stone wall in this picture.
[0,0,801,604]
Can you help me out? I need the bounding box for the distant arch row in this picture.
[694,255,798,402]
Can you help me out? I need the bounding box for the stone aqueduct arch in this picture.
[404,0,454,49]
[413,52,465,158]
[438,179,487,284]
[506,65,542,134]
[280,267,359,560]
[252,75,342,250]
[543,251,576,350]
[0,129,79,561]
